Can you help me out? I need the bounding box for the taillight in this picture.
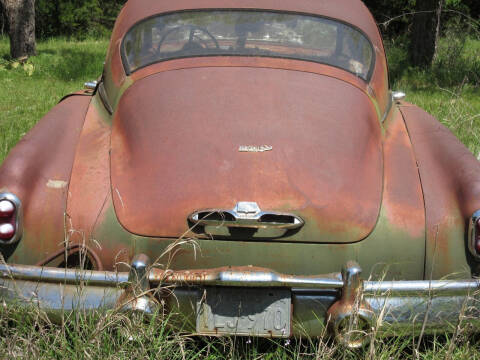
[475,218,480,254]
[0,200,15,218]
[470,211,480,259]
[0,223,15,240]
[0,194,22,244]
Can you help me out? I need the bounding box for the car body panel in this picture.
[0,94,91,265]
[110,66,383,243]
[74,103,425,280]
[399,103,480,278]
[66,96,112,251]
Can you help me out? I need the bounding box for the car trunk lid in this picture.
[110,66,383,243]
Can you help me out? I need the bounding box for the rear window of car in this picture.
[122,10,375,81]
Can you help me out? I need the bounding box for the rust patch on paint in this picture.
[46,180,69,189]
[382,107,425,239]
[66,96,112,248]
[400,103,480,278]
[110,67,383,243]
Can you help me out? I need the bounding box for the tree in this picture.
[0,0,36,59]
[363,0,413,39]
[409,0,444,67]
[34,0,126,39]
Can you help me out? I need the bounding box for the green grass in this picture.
[0,37,108,163]
[2,304,480,359]
[0,37,480,359]
[387,37,480,158]
[397,86,480,157]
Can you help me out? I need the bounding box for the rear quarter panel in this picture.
[399,102,480,279]
[0,94,91,264]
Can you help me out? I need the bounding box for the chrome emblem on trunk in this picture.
[239,145,273,153]
[234,202,261,217]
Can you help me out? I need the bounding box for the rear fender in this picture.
[399,102,480,278]
[0,94,92,264]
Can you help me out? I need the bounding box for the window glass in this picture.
[122,10,374,80]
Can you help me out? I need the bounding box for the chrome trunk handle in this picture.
[188,202,304,230]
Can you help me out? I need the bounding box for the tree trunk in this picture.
[0,0,36,59]
[409,0,441,68]
[0,5,5,36]
[433,0,444,61]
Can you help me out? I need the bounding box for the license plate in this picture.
[196,288,291,337]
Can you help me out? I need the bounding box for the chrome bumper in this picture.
[1,255,479,348]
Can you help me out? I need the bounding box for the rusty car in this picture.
[1,0,480,348]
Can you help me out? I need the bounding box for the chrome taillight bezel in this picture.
[0,193,23,245]
[468,210,480,260]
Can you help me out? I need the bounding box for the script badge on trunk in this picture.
[239,145,273,153]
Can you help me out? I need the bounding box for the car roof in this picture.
[113,0,383,49]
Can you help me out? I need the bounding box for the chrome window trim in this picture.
[98,82,114,115]
[120,8,376,82]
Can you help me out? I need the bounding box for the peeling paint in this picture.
[46,180,69,189]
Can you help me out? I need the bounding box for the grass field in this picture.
[0,37,480,359]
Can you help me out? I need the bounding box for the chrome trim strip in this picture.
[0,263,129,286]
[98,82,113,115]
[364,279,480,295]
[150,267,344,289]
[3,263,480,294]
[365,293,480,336]
[0,264,343,289]
[381,91,393,123]
[189,201,305,230]
[0,278,123,322]
[0,193,23,245]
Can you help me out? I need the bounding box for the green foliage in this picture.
[363,0,415,39]
[433,24,480,86]
[35,1,60,39]
[364,0,479,42]
[35,0,126,39]
[387,29,480,89]
[57,0,103,38]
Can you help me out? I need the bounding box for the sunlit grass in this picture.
[400,86,480,157]
[0,37,108,162]
[2,302,480,359]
